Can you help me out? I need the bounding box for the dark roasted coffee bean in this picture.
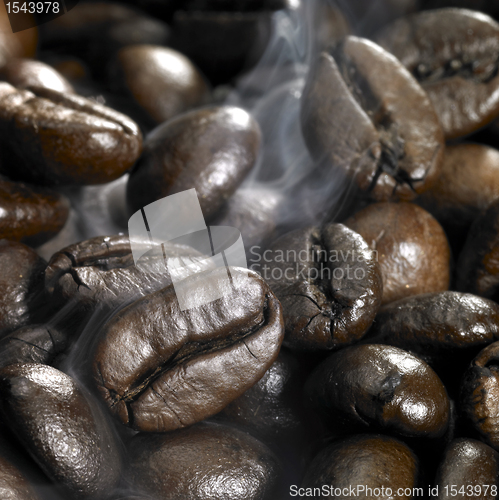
[40,2,170,78]
[0,325,66,368]
[0,59,74,94]
[457,199,499,301]
[265,223,382,351]
[44,234,213,328]
[0,177,69,246]
[0,241,45,337]
[417,144,499,252]
[93,267,284,432]
[461,341,499,449]
[301,36,444,202]
[110,45,210,126]
[0,453,40,500]
[0,83,142,186]
[376,9,499,139]
[306,344,450,438]
[345,202,450,305]
[0,363,122,499]
[127,422,283,500]
[435,439,499,500]
[366,292,499,392]
[301,434,419,498]
[127,106,260,219]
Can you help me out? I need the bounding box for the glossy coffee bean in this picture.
[461,341,499,449]
[44,234,212,325]
[265,223,382,351]
[127,106,260,219]
[110,45,210,126]
[0,363,122,498]
[0,177,70,246]
[40,2,170,78]
[0,453,39,500]
[306,344,450,438]
[376,9,499,139]
[367,291,499,374]
[417,144,499,249]
[93,267,284,432]
[345,202,451,305]
[301,435,419,498]
[457,199,499,301]
[301,36,444,202]
[0,241,46,337]
[0,59,74,94]
[0,84,142,186]
[435,439,499,500]
[127,422,283,500]
[0,325,66,368]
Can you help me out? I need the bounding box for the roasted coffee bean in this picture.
[127,422,283,500]
[0,325,66,368]
[0,363,122,499]
[301,36,444,202]
[0,241,46,337]
[345,202,450,305]
[93,267,284,432]
[457,199,499,301]
[306,344,450,438]
[314,2,350,51]
[0,177,69,246]
[40,2,170,79]
[461,341,499,449]
[127,106,260,219]
[0,59,74,94]
[265,223,382,351]
[376,9,499,139]
[44,234,213,326]
[0,453,39,500]
[417,144,499,251]
[301,434,419,498]
[435,439,499,500]
[367,291,499,374]
[0,84,142,186]
[109,45,210,126]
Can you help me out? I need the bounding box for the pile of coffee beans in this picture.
[4,0,499,499]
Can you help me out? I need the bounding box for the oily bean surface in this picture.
[0,363,122,499]
[376,8,499,139]
[457,199,499,301]
[127,105,260,219]
[435,439,499,500]
[266,223,383,351]
[110,45,210,125]
[301,434,419,499]
[44,234,212,321]
[301,36,444,202]
[0,59,74,94]
[0,453,39,500]
[0,177,69,246]
[0,241,46,337]
[367,291,499,367]
[0,83,142,186]
[93,267,284,432]
[417,144,499,246]
[127,422,283,500]
[305,344,450,438]
[461,341,499,450]
[345,202,450,305]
